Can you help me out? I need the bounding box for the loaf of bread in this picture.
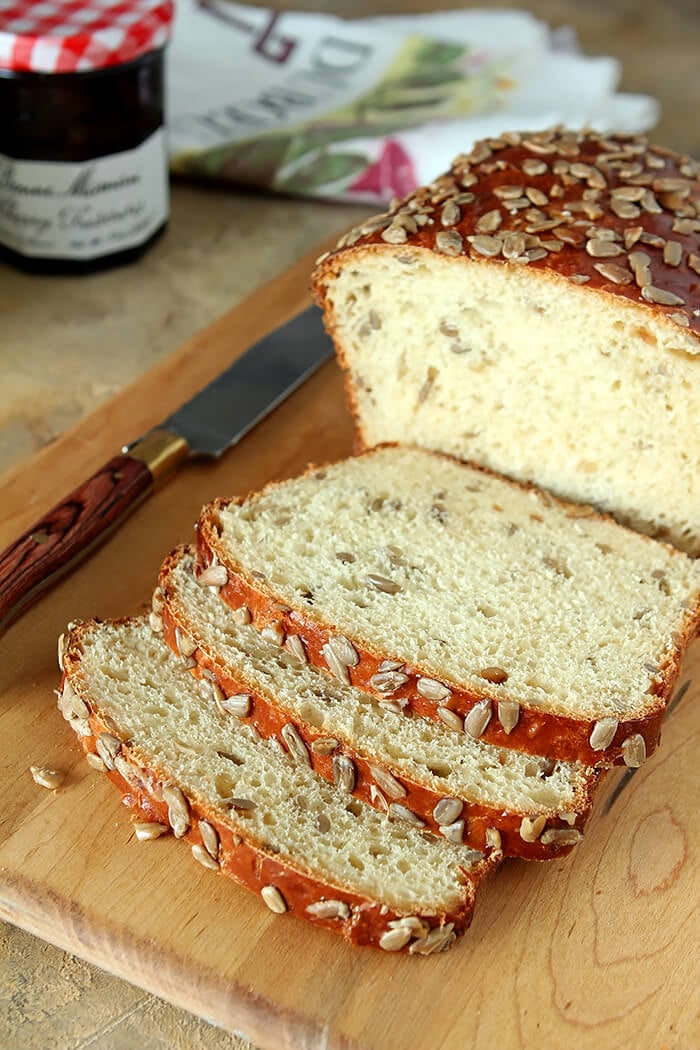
[196,445,700,766]
[312,128,700,555]
[58,617,498,953]
[155,546,600,859]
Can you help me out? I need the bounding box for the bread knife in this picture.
[0,305,333,634]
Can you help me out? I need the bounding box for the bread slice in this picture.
[58,616,497,953]
[196,445,700,766]
[311,128,700,555]
[155,546,600,860]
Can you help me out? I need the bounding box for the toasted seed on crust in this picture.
[388,803,425,828]
[416,677,451,701]
[96,732,121,771]
[198,819,219,860]
[439,820,464,844]
[389,915,430,938]
[86,752,107,773]
[261,885,287,913]
[311,737,339,756]
[436,706,463,732]
[218,693,251,718]
[641,285,685,306]
[191,843,219,871]
[475,208,503,233]
[332,754,356,793]
[175,627,197,659]
[520,815,547,842]
[622,733,647,768]
[197,563,228,588]
[162,784,190,838]
[433,798,463,825]
[306,899,350,920]
[540,827,584,847]
[368,763,407,800]
[148,611,163,634]
[281,723,311,766]
[464,700,492,739]
[379,926,412,951]
[589,717,618,750]
[593,262,634,285]
[435,229,463,256]
[261,622,285,646]
[232,606,252,626]
[284,634,307,663]
[497,700,520,734]
[133,821,168,841]
[409,924,456,955]
[485,827,502,852]
[30,765,65,790]
[370,670,409,694]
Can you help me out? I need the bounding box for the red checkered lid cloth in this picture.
[0,0,173,73]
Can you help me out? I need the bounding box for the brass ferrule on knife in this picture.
[125,428,190,486]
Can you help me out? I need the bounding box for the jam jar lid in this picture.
[0,0,173,74]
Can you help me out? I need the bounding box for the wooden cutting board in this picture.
[1,242,698,1050]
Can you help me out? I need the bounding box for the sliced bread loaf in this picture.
[196,445,700,766]
[311,128,700,555]
[155,546,600,859]
[58,616,497,953]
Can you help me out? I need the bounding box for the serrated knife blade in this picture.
[0,305,333,633]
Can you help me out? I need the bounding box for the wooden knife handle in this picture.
[0,430,189,634]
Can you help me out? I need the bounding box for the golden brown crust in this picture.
[312,128,700,338]
[158,546,598,861]
[59,620,496,953]
[195,446,700,766]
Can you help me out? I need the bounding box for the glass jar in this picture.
[0,0,173,274]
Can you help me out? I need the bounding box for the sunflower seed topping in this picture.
[192,843,219,871]
[332,754,356,793]
[30,765,64,790]
[306,899,350,920]
[475,208,502,233]
[197,563,228,587]
[589,717,618,750]
[261,623,285,646]
[261,885,287,913]
[485,827,502,851]
[388,803,425,828]
[218,693,251,718]
[86,752,107,773]
[628,251,652,288]
[641,285,685,306]
[321,643,350,684]
[540,827,584,847]
[593,262,634,285]
[379,927,412,952]
[381,223,408,244]
[175,628,197,659]
[409,923,456,955]
[327,635,359,667]
[281,723,310,766]
[522,158,548,176]
[198,819,219,860]
[148,611,163,634]
[284,634,307,663]
[622,733,647,768]
[162,784,190,838]
[436,706,463,732]
[96,732,121,770]
[232,605,251,626]
[586,238,623,258]
[493,184,524,199]
[435,229,463,256]
[433,798,463,825]
[133,821,168,841]
[311,736,339,755]
[468,234,502,257]
[368,763,407,799]
[440,200,461,227]
[464,700,492,738]
[416,677,451,701]
[370,670,409,694]
[389,915,430,937]
[663,240,683,266]
[519,815,546,842]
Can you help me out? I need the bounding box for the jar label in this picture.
[0,129,168,260]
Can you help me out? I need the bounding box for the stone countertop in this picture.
[1,1,698,1047]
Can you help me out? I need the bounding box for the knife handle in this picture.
[0,429,189,634]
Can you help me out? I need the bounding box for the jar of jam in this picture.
[0,0,173,273]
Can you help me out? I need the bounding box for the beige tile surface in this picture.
[2,1,698,1046]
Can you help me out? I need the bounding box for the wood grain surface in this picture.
[0,241,698,1050]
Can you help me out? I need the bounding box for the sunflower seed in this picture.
[197,563,228,587]
[440,200,461,227]
[586,238,623,258]
[436,706,463,732]
[162,784,190,838]
[148,611,163,634]
[485,827,502,851]
[57,632,67,671]
[379,926,412,951]
[540,828,584,847]
[502,232,527,260]
[433,798,463,825]
[464,700,492,738]
[327,635,359,667]
[688,254,700,275]
[368,764,407,799]
[370,670,409,694]
[284,634,307,663]
[192,843,219,871]
[30,765,64,790]
[669,312,690,327]
[493,184,524,199]
[381,223,408,244]
[389,915,430,937]
[175,628,197,659]
[416,677,451,701]
[475,208,502,233]
[306,899,350,920]
[378,657,404,672]
[198,819,219,860]
[662,240,683,267]
[332,755,356,793]
[96,732,121,770]
[311,737,339,756]
[438,819,464,845]
[261,885,287,913]
[133,821,168,841]
[229,797,256,811]
[261,623,285,646]
[366,573,401,595]
[622,733,647,768]
[522,158,548,176]
[624,226,644,250]
[370,785,389,812]
[232,606,251,626]
[641,285,685,306]
[198,678,224,705]
[86,752,107,773]
[519,815,546,842]
[628,251,652,288]
[610,185,646,201]
[61,682,89,720]
[409,923,456,955]
[435,230,463,256]
[322,645,349,684]
[281,723,310,766]
[525,186,548,206]
[640,190,662,214]
[388,803,425,828]
[593,262,634,285]
[468,234,502,257]
[218,693,251,718]
[589,717,618,750]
